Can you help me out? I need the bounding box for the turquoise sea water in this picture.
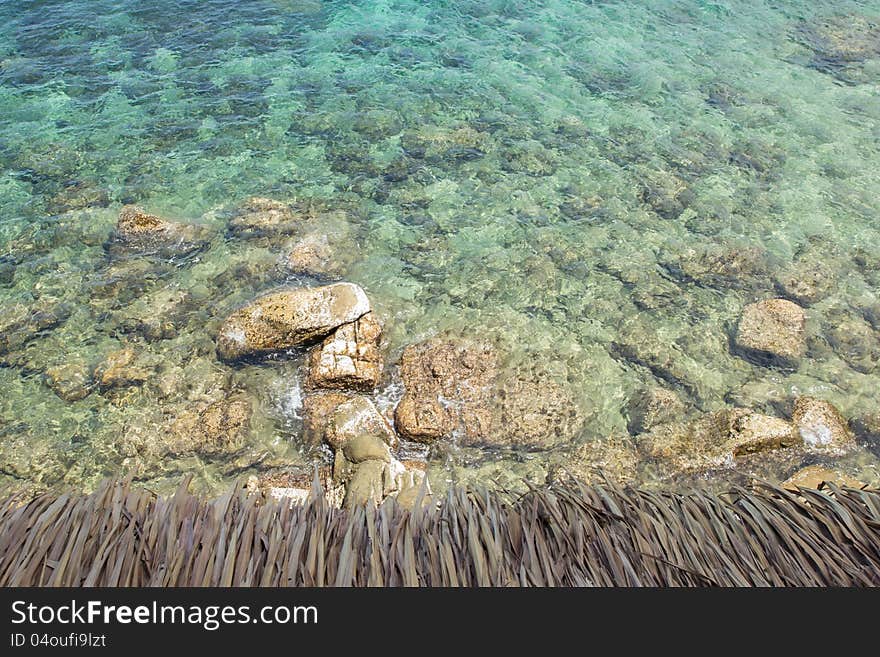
[1,0,879,493]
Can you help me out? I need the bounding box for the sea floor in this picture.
[1,0,879,496]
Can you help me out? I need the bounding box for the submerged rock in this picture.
[0,299,72,356]
[568,435,640,485]
[734,298,806,367]
[44,360,93,402]
[115,287,191,342]
[216,282,371,361]
[791,397,855,454]
[825,313,880,374]
[166,394,252,456]
[93,347,152,389]
[663,242,772,291]
[394,339,582,450]
[106,205,211,258]
[774,245,839,306]
[640,407,798,472]
[285,233,337,276]
[228,197,302,237]
[626,387,686,434]
[782,465,865,490]
[305,312,382,390]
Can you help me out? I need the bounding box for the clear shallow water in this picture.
[1,0,879,494]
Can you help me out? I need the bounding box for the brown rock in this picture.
[734,298,806,367]
[228,197,303,237]
[782,465,865,491]
[394,394,451,443]
[94,347,151,389]
[286,233,335,275]
[792,397,855,453]
[166,394,252,456]
[0,300,72,356]
[305,313,382,390]
[107,205,210,257]
[394,338,582,450]
[44,360,93,401]
[216,283,371,361]
[568,435,640,485]
[640,407,798,472]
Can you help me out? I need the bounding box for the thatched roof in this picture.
[0,477,877,586]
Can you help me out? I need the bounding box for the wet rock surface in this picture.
[791,396,855,454]
[216,282,371,361]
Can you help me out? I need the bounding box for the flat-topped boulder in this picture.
[734,298,806,367]
[216,283,371,361]
[106,205,211,257]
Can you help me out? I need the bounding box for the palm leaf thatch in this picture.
[0,477,878,586]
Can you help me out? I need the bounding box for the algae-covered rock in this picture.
[568,435,640,485]
[791,396,855,454]
[216,283,371,361]
[342,459,386,508]
[734,298,806,367]
[305,312,382,390]
[343,433,391,464]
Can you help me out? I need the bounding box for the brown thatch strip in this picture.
[0,478,878,587]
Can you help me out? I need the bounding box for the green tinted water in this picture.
[1,0,879,494]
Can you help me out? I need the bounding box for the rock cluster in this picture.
[634,396,856,474]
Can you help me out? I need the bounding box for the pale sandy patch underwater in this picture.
[0,0,879,495]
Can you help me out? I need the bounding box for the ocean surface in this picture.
[1,0,879,494]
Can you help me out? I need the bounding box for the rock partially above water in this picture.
[305,312,382,390]
[791,396,855,454]
[106,205,211,257]
[734,298,806,367]
[216,283,371,361]
[324,395,397,451]
[394,394,451,444]
[301,390,355,446]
